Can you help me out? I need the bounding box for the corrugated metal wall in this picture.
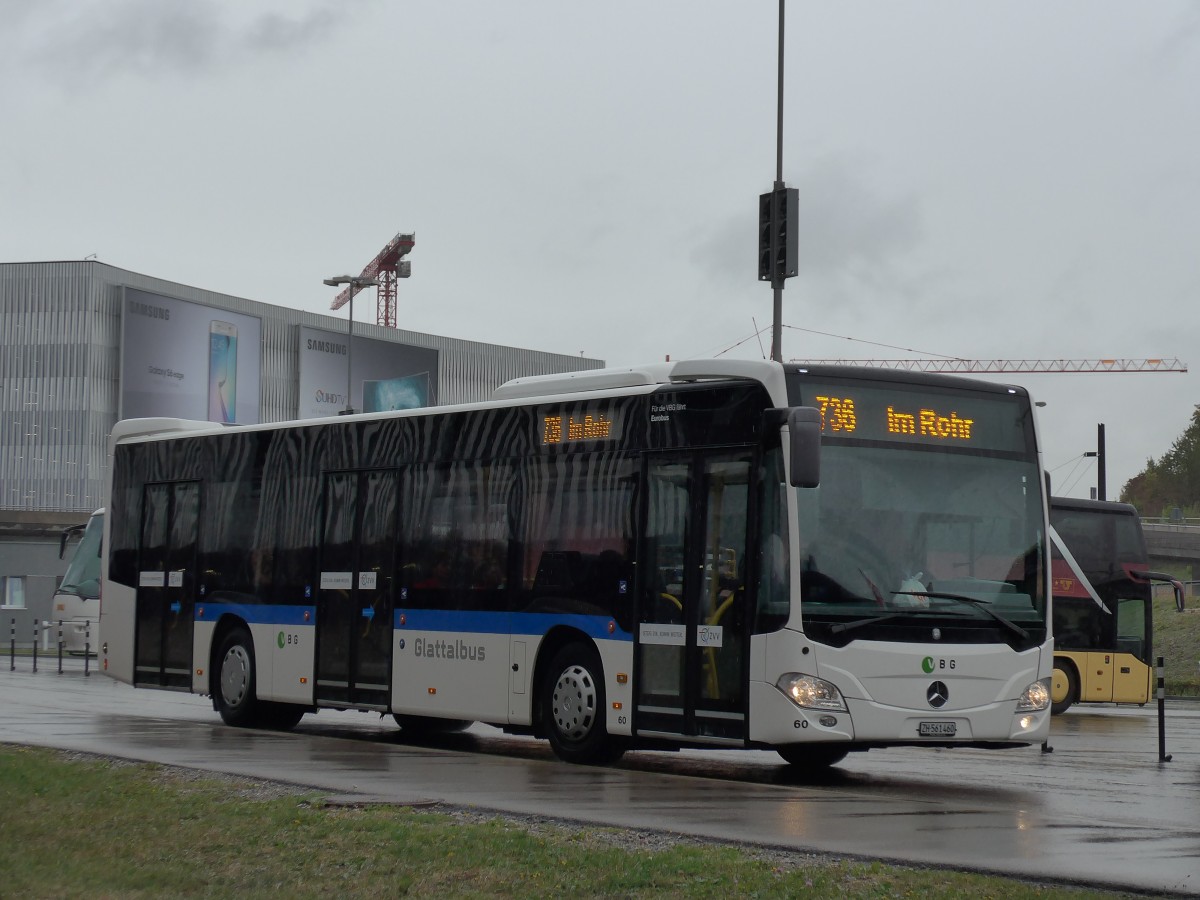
[1,261,603,513]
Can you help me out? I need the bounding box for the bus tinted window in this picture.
[516,453,636,630]
[400,462,515,613]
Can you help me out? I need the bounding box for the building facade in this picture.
[0,260,602,639]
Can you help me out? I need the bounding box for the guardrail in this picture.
[1151,581,1200,605]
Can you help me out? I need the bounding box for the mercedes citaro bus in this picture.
[100,359,1052,767]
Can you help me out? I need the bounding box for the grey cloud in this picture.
[691,157,922,292]
[1156,7,1200,68]
[14,0,350,88]
[792,158,922,277]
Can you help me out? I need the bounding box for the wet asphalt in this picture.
[3,657,1198,896]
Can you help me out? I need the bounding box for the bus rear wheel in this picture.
[541,643,624,765]
[393,714,473,735]
[1051,659,1079,715]
[215,626,260,727]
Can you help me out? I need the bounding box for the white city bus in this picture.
[100,359,1051,767]
[52,508,104,655]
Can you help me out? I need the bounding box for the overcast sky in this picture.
[4,1,1198,502]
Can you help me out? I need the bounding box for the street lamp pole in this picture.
[757,1,796,363]
[323,274,379,415]
[772,0,785,363]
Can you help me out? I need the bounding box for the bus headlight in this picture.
[776,673,847,712]
[1016,678,1051,712]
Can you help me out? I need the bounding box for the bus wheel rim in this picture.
[221,645,251,708]
[552,664,596,741]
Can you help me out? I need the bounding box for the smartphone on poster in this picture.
[207,321,238,423]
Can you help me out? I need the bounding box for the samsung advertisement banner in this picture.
[298,326,439,418]
[120,289,263,424]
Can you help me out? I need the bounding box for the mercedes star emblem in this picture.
[927,681,949,708]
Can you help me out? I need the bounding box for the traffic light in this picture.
[758,192,774,281]
[757,187,799,282]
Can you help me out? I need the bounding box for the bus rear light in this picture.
[616,673,628,684]
[612,701,622,710]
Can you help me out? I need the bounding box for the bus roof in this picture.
[493,358,788,402]
[1050,496,1139,517]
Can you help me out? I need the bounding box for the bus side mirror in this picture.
[788,407,821,488]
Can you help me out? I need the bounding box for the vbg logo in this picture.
[922,656,955,673]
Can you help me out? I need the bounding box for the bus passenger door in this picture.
[316,470,399,710]
[134,481,199,690]
[636,450,752,743]
[1112,596,1152,703]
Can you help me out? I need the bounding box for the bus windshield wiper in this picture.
[829,613,903,635]
[894,591,1029,640]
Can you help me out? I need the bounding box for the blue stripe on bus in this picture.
[193,602,632,641]
[195,602,314,627]
[396,609,632,641]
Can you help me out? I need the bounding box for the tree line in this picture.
[1121,405,1200,518]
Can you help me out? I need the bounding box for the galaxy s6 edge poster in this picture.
[208,320,238,423]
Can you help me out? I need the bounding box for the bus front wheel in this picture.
[1051,659,1079,715]
[215,626,260,727]
[777,744,849,768]
[541,643,624,765]
[258,702,305,731]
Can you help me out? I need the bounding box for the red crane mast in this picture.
[329,232,415,328]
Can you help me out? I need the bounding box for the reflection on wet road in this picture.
[3,659,1198,895]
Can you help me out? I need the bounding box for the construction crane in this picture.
[789,358,1188,374]
[329,233,415,328]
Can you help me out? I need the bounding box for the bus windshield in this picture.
[59,512,103,600]
[784,373,1047,649]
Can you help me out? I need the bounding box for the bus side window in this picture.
[1116,597,1146,659]
[399,461,514,614]
[514,452,637,629]
[754,447,790,633]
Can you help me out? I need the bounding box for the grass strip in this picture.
[0,745,1138,899]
